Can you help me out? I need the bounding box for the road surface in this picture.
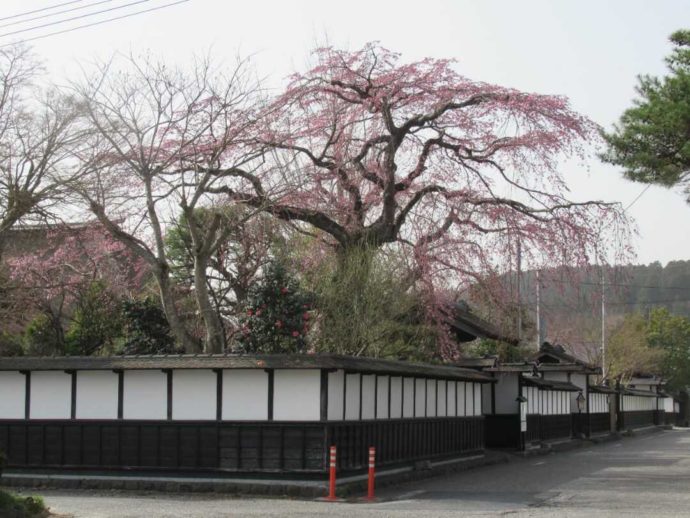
[24,428,690,517]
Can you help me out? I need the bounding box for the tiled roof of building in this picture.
[0,353,494,382]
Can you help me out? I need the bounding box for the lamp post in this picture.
[576,392,586,414]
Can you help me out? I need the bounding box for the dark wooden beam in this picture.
[69,370,77,419]
[115,370,124,419]
[21,370,31,419]
[214,369,223,421]
[320,369,328,422]
[266,369,274,421]
[342,371,347,420]
[165,369,173,421]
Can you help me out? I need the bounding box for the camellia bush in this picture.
[237,262,312,354]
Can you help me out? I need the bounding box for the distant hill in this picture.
[481,260,690,357]
[527,260,690,320]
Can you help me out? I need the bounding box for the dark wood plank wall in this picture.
[618,410,656,430]
[0,416,485,474]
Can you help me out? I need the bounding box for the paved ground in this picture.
[15,428,690,517]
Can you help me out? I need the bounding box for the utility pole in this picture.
[601,266,606,379]
[535,269,541,350]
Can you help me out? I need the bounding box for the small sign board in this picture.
[520,401,527,432]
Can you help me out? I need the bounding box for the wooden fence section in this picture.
[327,417,484,471]
[484,414,520,449]
[0,417,485,474]
[618,411,656,430]
[588,413,611,435]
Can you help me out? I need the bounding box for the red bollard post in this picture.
[367,446,376,500]
[327,445,337,501]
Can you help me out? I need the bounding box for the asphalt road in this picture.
[26,428,690,517]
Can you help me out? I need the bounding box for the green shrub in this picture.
[0,488,48,517]
[23,314,62,356]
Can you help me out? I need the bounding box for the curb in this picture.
[0,453,510,499]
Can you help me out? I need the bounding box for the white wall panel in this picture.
[31,371,71,419]
[328,370,345,420]
[437,380,447,417]
[447,381,456,417]
[663,397,674,412]
[481,383,491,415]
[76,370,118,419]
[361,374,376,420]
[390,377,402,418]
[172,370,216,420]
[274,369,320,421]
[0,371,25,419]
[426,379,436,417]
[402,377,414,418]
[465,382,474,416]
[414,378,426,417]
[345,373,361,420]
[376,376,389,419]
[123,370,167,420]
[473,383,482,416]
[223,369,268,420]
[457,382,466,417]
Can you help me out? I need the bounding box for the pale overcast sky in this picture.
[2,0,688,265]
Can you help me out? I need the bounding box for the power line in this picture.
[0,0,189,47]
[0,0,150,39]
[0,0,114,30]
[0,1,83,23]
[542,277,690,291]
[624,184,652,211]
[537,297,690,309]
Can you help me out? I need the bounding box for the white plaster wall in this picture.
[402,377,414,418]
[481,383,491,415]
[494,373,518,414]
[447,381,456,417]
[361,374,376,420]
[30,371,71,419]
[172,370,216,420]
[526,386,538,414]
[224,369,268,421]
[76,370,118,419]
[426,379,437,417]
[273,369,320,421]
[437,380,447,417]
[328,369,345,420]
[123,370,167,420]
[465,382,474,416]
[543,372,568,382]
[473,383,482,416]
[376,376,389,419]
[0,371,25,419]
[345,373,361,420]
[546,391,553,415]
[390,377,402,418]
[414,378,426,417]
[664,397,674,412]
[456,382,466,417]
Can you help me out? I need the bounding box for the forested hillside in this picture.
[497,261,690,359]
[531,260,690,320]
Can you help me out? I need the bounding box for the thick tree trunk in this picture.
[155,268,201,353]
[193,253,225,353]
